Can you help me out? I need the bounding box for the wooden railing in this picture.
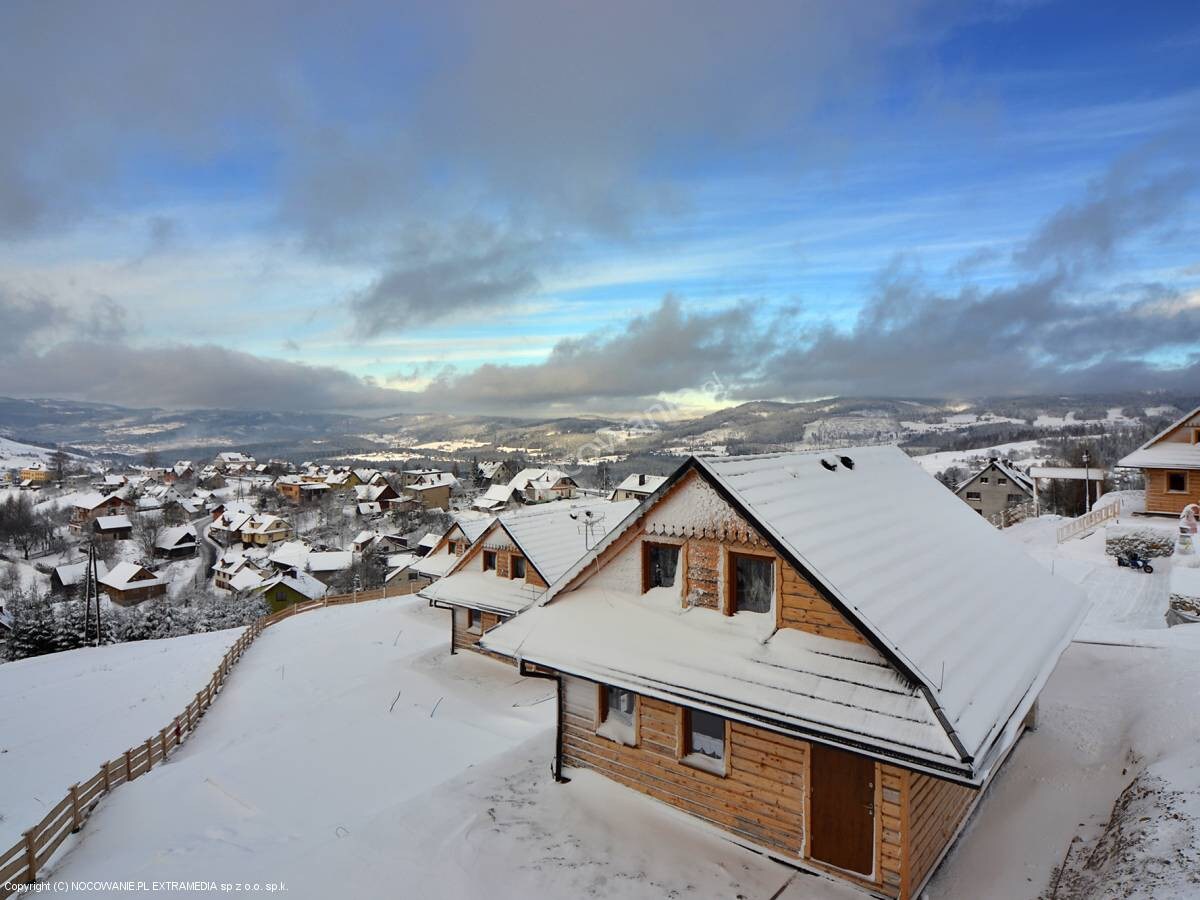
[1056,499,1120,543]
[1,583,404,894]
[986,499,1037,530]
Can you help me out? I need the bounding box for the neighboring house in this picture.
[50,559,110,595]
[209,503,257,546]
[409,517,495,586]
[155,525,199,559]
[213,451,256,472]
[20,464,53,484]
[954,459,1034,519]
[477,460,517,485]
[99,562,167,606]
[212,551,267,593]
[355,481,401,507]
[91,514,133,542]
[481,448,1088,899]
[611,473,668,502]
[472,467,579,511]
[69,492,133,533]
[164,461,195,484]
[421,499,637,660]
[276,475,331,505]
[384,552,423,591]
[400,468,442,487]
[356,501,384,517]
[402,471,458,510]
[198,468,226,490]
[304,550,355,586]
[240,514,294,547]
[255,569,327,611]
[1118,404,1200,514]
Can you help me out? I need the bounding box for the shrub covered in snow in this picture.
[1104,525,1176,559]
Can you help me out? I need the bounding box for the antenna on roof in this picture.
[570,508,606,550]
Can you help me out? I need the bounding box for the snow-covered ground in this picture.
[16,501,1200,899]
[44,598,801,898]
[0,629,243,850]
[911,439,1048,477]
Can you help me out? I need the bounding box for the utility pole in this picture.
[1082,450,1091,514]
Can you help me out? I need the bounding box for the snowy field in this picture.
[912,439,1048,477]
[18,506,1200,899]
[0,629,243,850]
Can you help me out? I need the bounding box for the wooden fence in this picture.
[1,584,403,894]
[1056,499,1121,543]
[986,499,1037,530]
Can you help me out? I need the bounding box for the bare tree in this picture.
[132,515,164,563]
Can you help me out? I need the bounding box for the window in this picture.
[979,476,989,484]
[642,542,680,591]
[1168,472,1188,493]
[1192,428,1200,445]
[1007,493,1024,503]
[729,553,773,614]
[511,555,527,579]
[597,684,637,745]
[681,708,727,774]
[483,550,497,572]
[966,491,982,500]
[998,477,1008,485]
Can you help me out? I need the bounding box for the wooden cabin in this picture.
[1118,405,1200,514]
[91,514,133,542]
[99,562,167,606]
[421,500,637,661]
[482,448,1087,899]
[154,525,198,559]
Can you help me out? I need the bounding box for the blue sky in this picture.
[0,0,1197,415]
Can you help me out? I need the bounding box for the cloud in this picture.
[348,220,544,330]
[0,287,68,353]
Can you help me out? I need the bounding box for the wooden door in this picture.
[809,743,875,876]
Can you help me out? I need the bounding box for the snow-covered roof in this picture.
[94,514,132,530]
[241,514,292,535]
[510,467,574,491]
[72,491,121,511]
[421,499,637,614]
[954,459,1034,494]
[485,448,1089,782]
[412,549,462,579]
[306,551,353,573]
[456,516,494,543]
[613,473,668,495]
[477,460,506,479]
[1118,405,1200,469]
[53,559,109,587]
[257,570,327,601]
[355,483,394,502]
[417,532,440,549]
[99,562,166,592]
[268,541,311,569]
[155,525,198,550]
[1027,466,1109,481]
[357,501,383,515]
[406,472,458,491]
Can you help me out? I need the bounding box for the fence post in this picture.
[102,760,110,794]
[144,739,152,772]
[23,828,37,883]
[125,748,133,782]
[70,783,80,831]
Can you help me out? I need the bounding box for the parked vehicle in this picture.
[1116,552,1154,574]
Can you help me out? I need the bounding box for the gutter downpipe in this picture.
[519,659,569,783]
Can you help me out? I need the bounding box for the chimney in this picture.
[638,473,646,486]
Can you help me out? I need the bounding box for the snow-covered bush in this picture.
[1105,525,1176,559]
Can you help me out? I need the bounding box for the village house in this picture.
[1118,404,1200,515]
[422,499,637,659]
[19,464,53,484]
[473,467,579,512]
[91,514,133,542]
[99,562,168,606]
[69,491,133,533]
[240,513,294,547]
[208,502,257,546]
[275,474,331,505]
[213,451,256,473]
[402,471,458,510]
[163,461,195,484]
[408,516,495,588]
[49,559,109,595]
[481,448,1088,899]
[611,472,668,502]
[266,541,354,586]
[212,550,268,593]
[154,525,199,559]
[476,459,517,485]
[953,458,1034,520]
[254,569,327,611]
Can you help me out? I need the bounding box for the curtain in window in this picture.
[735,555,773,613]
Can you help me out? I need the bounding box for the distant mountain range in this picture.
[0,393,1191,467]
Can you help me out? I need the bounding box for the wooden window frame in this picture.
[595,682,639,747]
[482,549,497,572]
[675,707,730,777]
[1167,471,1189,494]
[723,547,778,617]
[641,539,682,593]
[1192,428,1200,445]
[510,554,527,580]
[465,608,483,635]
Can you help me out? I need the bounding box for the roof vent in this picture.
[839,455,855,470]
[820,458,838,472]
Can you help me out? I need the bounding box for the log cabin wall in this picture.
[902,771,978,896]
[1143,467,1200,515]
[559,674,907,897]
[450,606,511,662]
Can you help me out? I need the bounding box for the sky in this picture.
[0,0,1198,418]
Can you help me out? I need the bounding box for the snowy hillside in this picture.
[0,629,243,850]
[0,436,71,472]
